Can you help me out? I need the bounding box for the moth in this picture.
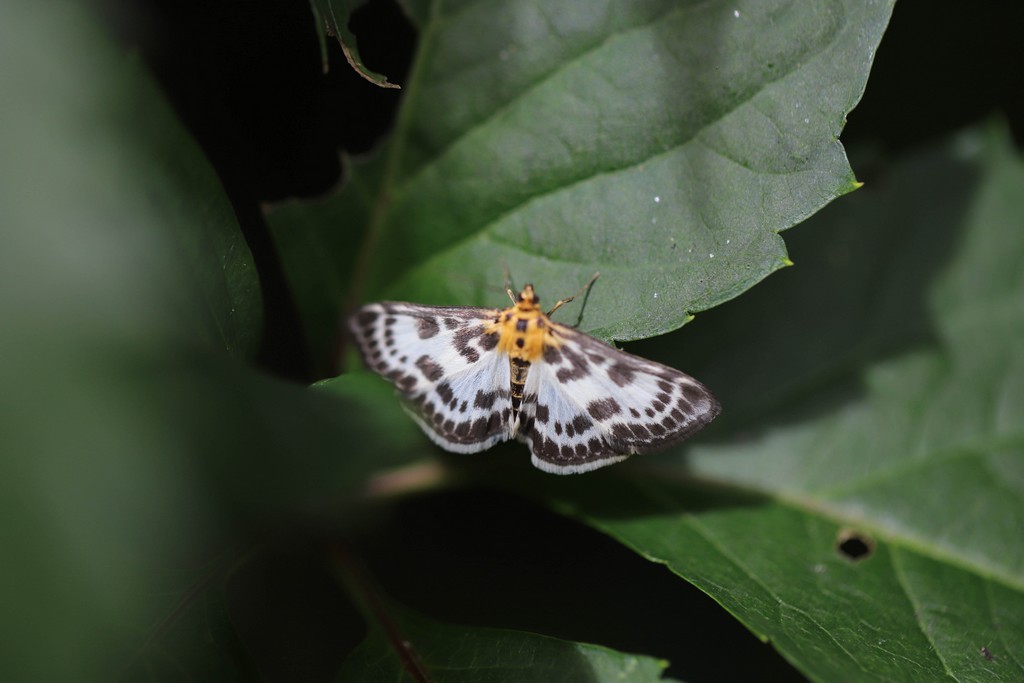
[348,279,719,474]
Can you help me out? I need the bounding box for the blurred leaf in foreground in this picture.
[0,4,422,679]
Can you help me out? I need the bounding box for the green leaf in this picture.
[0,5,422,679]
[338,586,675,682]
[551,125,1024,681]
[269,0,894,365]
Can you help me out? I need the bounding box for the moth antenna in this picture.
[546,271,600,317]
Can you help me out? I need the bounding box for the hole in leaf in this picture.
[835,528,875,562]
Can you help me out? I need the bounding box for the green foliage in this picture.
[6,0,1023,682]
[555,128,1024,680]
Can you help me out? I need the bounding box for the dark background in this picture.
[107,2,1024,680]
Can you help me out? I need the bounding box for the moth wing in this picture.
[348,303,513,453]
[519,324,720,474]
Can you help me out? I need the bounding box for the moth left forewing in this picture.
[521,323,719,474]
[348,302,512,453]
[349,303,496,386]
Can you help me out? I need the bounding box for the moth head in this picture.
[517,284,539,308]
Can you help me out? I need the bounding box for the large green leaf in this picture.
[548,126,1024,681]
[269,0,894,367]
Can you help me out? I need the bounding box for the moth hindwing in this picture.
[348,285,719,474]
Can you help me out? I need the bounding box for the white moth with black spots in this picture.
[348,281,720,474]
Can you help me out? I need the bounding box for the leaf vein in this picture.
[889,549,961,681]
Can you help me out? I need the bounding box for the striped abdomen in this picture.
[510,357,530,417]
